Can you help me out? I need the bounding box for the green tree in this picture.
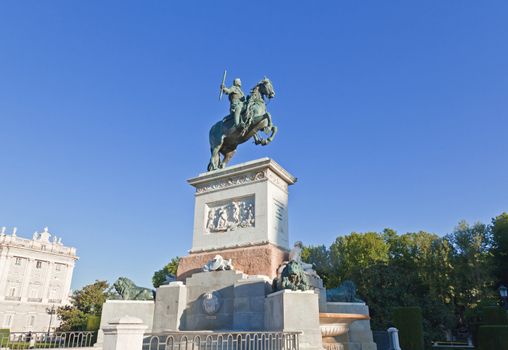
[446,221,496,330]
[56,307,88,331]
[329,231,389,287]
[328,229,455,345]
[57,280,109,331]
[297,218,501,345]
[152,257,179,288]
[385,231,455,344]
[491,213,508,286]
[301,245,332,287]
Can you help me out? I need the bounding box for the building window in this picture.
[36,261,42,269]
[41,245,46,251]
[55,264,61,271]
[15,257,22,265]
[30,288,39,298]
[9,287,16,297]
[49,288,58,299]
[3,314,13,328]
[28,315,36,327]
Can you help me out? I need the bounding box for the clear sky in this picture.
[1,1,507,290]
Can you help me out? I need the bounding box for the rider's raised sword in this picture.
[219,69,227,100]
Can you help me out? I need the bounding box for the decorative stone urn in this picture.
[319,313,370,350]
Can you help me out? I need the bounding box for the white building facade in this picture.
[0,227,77,332]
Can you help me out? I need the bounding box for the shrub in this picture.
[0,329,10,346]
[477,325,508,350]
[86,315,101,331]
[391,306,424,350]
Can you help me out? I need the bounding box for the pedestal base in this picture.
[177,243,289,280]
[265,290,323,350]
[95,300,153,347]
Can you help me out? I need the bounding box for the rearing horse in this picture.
[207,78,278,171]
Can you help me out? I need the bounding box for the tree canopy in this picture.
[57,280,110,331]
[491,213,508,286]
[301,214,505,346]
[152,257,180,288]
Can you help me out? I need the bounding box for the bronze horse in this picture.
[208,78,277,171]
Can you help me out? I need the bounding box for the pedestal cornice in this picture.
[188,158,297,195]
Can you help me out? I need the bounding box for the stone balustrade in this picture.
[0,234,77,256]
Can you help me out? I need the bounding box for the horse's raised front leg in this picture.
[266,125,278,143]
[263,112,273,134]
[260,112,277,145]
[253,133,263,145]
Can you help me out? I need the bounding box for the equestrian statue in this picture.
[207,73,278,171]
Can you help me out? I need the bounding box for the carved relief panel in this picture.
[205,196,255,233]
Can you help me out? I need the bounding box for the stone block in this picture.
[233,312,264,330]
[185,312,233,330]
[152,282,186,332]
[231,277,268,330]
[102,316,147,350]
[95,300,153,347]
[265,290,323,350]
[234,277,270,297]
[181,270,250,331]
[233,296,250,312]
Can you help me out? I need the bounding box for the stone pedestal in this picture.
[95,300,153,347]
[265,290,323,350]
[152,281,187,333]
[153,270,272,332]
[178,158,296,280]
[102,316,147,350]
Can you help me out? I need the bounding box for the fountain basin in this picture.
[319,313,369,337]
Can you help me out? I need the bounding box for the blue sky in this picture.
[1,1,507,289]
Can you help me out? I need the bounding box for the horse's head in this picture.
[258,77,275,99]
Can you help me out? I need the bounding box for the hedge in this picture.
[477,325,508,350]
[481,306,508,325]
[391,306,424,350]
[472,306,508,345]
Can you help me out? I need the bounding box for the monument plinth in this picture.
[177,158,297,280]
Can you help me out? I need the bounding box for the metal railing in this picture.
[0,331,96,349]
[431,341,474,349]
[143,331,300,350]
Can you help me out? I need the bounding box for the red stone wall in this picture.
[177,243,289,281]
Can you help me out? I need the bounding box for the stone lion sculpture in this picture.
[273,260,311,291]
[112,277,155,301]
[326,280,364,303]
